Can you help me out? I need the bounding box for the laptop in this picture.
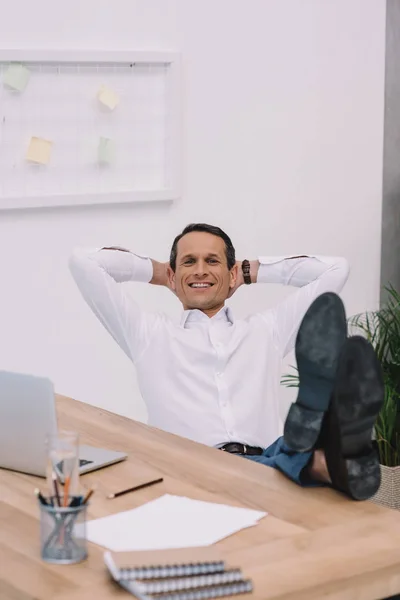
[0,370,127,478]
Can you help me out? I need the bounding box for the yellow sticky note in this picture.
[26,137,53,165]
[98,137,114,164]
[97,85,119,110]
[3,63,30,92]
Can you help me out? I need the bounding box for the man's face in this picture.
[169,231,237,314]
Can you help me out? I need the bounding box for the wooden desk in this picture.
[1,396,400,600]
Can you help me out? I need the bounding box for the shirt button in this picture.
[216,372,221,377]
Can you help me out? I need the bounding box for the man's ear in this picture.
[229,263,239,288]
[167,265,176,291]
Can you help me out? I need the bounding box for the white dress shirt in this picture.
[69,249,349,449]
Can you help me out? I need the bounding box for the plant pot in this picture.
[371,465,400,510]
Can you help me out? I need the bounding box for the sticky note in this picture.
[97,85,119,110]
[3,63,30,92]
[98,137,114,164]
[26,137,53,165]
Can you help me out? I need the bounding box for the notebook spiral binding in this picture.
[120,560,226,581]
[153,580,253,600]
[136,569,244,594]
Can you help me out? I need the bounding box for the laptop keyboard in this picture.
[56,458,94,473]
[79,459,94,467]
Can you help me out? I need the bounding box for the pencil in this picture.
[82,488,95,505]
[107,477,163,499]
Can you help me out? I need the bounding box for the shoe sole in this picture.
[325,336,384,501]
[284,292,347,452]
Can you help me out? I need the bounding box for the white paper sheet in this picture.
[85,494,267,552]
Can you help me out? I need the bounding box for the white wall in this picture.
[0,0,386,424]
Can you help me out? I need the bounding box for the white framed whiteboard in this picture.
[0,50,181,210]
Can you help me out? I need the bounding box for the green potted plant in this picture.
[281,285,400,509]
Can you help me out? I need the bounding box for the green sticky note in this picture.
[3,63,30,92]
[98,137,114,164]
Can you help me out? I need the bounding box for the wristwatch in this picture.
[241,259,252,285]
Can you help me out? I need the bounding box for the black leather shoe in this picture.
[323,335,384,500]
[284,292,347,452]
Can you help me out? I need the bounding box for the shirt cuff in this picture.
[257,255,327,285]
[97,247,153,283]
[132,253,153,283]
[258,255,335,265]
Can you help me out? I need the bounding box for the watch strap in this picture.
[242,259,252,285]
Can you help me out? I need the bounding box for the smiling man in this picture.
[70,223,383,501]
[167,228,238,317]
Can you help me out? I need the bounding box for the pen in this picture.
[52,472,61,507]
[34,488,50,506]
[68,495,83,508]
[68,485,96,507]
[107,477,164,499]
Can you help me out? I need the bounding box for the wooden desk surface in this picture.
[1,396,400,600]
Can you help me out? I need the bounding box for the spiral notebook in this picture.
[104,547,253,600]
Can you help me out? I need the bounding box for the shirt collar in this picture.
[180,305,234,328]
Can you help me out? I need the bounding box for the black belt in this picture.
[219,442,263,456]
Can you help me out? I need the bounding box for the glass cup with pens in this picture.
[36,430,94,564]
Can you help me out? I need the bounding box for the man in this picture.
[69,223,383,501]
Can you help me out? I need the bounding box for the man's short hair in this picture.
[169,223,236,272]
